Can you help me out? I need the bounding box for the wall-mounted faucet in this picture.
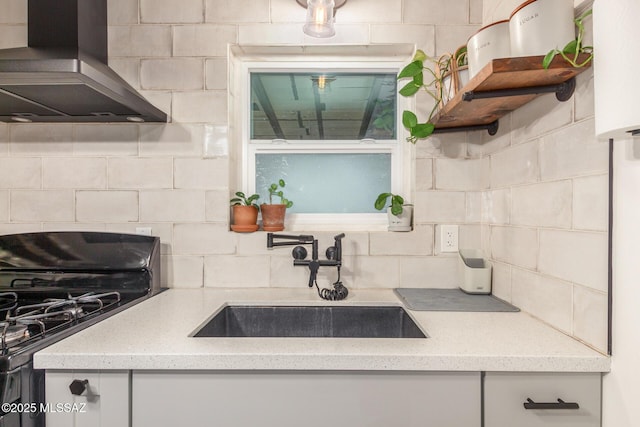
[267,233,348,300]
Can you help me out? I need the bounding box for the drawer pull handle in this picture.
[524,398,580,410]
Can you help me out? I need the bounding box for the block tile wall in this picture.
[477,0,608,353]
[0,0,607,353]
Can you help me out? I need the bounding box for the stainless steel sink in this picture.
[191,305,427,338]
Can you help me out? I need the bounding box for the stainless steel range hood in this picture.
[0,0,167,123]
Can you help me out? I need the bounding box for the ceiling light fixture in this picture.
[311,75,336,91]
[296,0,347,38]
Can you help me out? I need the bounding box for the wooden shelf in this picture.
[432,55,592,134]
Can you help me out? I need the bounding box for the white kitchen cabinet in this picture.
[45,370,130,427]
[484,372,601,427]
[132,370,481,427]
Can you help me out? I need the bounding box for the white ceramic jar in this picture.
[467,20,511,78]
[509,0,575,57]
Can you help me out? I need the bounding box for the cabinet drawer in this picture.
[46,370,130,427]
[484,372,601,427]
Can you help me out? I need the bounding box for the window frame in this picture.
[238,60,413,231]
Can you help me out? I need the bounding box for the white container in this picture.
[509,0,575,57]
[441,67,469,104]
[459,249,492,294]
[467,20,510,78]
[387,205,413,232]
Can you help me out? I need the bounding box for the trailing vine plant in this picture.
[397,47,466,144]
[542,9,593,69]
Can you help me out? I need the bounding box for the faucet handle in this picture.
[292,246,308,260]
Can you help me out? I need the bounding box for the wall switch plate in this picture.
[135,227,152,236]
[440,225,459,253]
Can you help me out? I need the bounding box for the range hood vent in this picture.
[0,0,167,123]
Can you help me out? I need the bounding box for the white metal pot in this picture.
[509,0,575,57]
[387,205,413,232]
[441,67,470,104]
[467,20,510,78]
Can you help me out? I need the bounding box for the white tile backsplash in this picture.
[43,158,107,189]
[539,119,609,180]
[173,25,237,57]
[11,191,74,222]
[490,226,538,270]
[490,140,539,188]
[108,158,174,189]
[511,267,573,334]
[573,174,608,232]
[511,180,573,228]
[0,158,41,189]
[140,190,206,222]
[538,229,608,293]
[205,0,270,23]
[141,58,204,90]
[140,0,204,23]
[404,0,471,24]
[0,0,607,352]
[108,25,172,57]
[76,191,139,222]
[107,0,138,25]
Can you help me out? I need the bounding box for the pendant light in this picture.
[296,0,347,38]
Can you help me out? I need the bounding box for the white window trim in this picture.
[235,57,414,231]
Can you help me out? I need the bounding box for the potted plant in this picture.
[397,49,445,143]
[260,179,294,232]
[542,9,593,69]
[397,48,466,144]
[439,45,470,105]
[374,192,413,232]
[230,191,260,232]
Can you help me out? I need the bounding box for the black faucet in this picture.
[267,233,348,300]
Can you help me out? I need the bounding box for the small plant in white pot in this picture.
[374,192,413,232]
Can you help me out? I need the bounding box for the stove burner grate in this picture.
[0,291,121,352]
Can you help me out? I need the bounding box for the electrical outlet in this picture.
[135,227,152,236]
[440,225,459,253]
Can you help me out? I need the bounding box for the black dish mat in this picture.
[395,288,519,312]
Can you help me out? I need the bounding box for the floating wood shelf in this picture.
[432,55,592,135]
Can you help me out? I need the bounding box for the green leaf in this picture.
[399,81,420,97]
[402,110,418,129]
[235,191,245,198]
[390,203,403,216]
[374,193,391,211]
[542,50,557,69]
[230,198,242,205]
[562,39,578,55]
[269,183,277,191]
[278,179,285,187]
[412,71,424,86]
[413,49,428,62]
[397,60,423,80]
[392,195,405,206]
[411,123,435,139]
[247,194,259,203]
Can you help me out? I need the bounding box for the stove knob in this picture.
[69,379,89,396]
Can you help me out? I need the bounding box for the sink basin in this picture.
[191,305,427,338]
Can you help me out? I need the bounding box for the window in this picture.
[237,56,411,230]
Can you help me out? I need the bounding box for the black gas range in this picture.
[0,231,161,427]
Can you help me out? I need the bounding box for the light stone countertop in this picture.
[33,288,610,372]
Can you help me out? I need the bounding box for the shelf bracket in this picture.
[433,120,499,136]
[462,77,577,103]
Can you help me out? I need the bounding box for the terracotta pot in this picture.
[260,204,287,232]
[231,205,259,232]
